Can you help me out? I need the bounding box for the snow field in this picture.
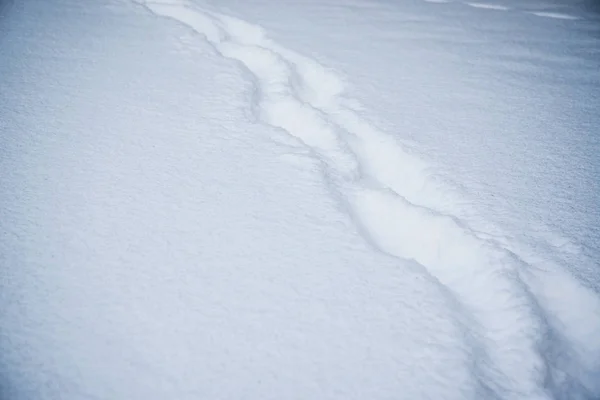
[135,0,600,398]
[1,0,598,398]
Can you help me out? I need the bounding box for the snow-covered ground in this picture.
[1,0,599,399]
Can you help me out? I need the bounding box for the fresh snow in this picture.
[1,0,599,399]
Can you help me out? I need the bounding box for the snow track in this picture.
[135,1,600,398]
[465,3,510,11]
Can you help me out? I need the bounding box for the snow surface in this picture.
[1,0,599,399]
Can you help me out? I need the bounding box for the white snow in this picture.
[1,0,599,399]
[529,11,580,19]
[465,3,510,11]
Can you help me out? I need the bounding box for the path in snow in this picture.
[0,2,477,397]
[135,0,600,398]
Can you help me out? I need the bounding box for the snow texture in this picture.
[1,0,599,399]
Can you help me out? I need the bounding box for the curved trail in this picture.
[134,1,600,398]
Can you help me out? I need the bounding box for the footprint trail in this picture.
[134,0,600,398]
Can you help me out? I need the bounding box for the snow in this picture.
[1,0,599,399]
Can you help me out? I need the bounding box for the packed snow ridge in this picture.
[131,0,600,399]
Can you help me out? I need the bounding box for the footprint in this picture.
[173,33,202,54]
